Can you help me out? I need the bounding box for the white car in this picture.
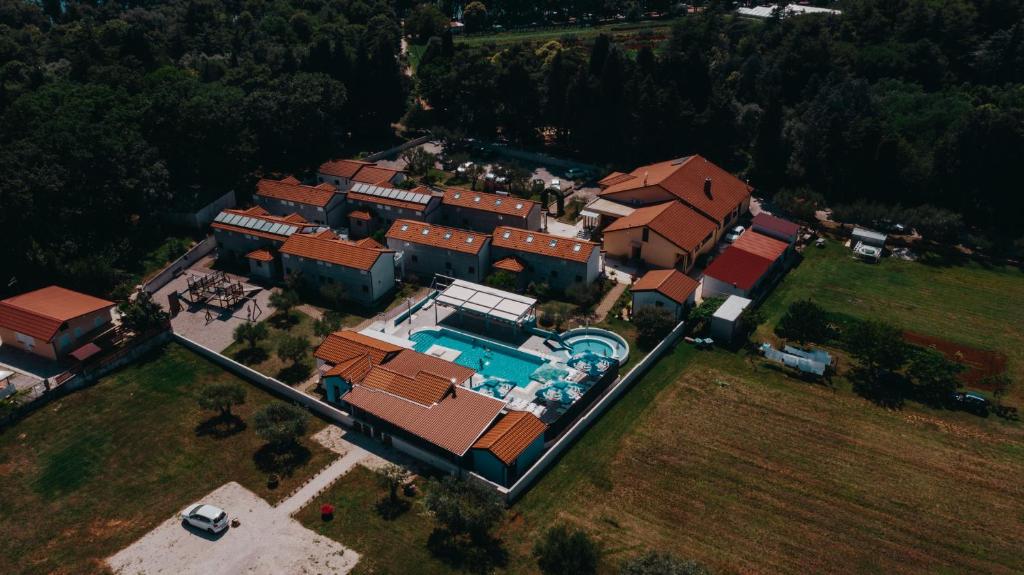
[456,161,474,174]
[550,178,561,190]
[181,503,229,533]
[724,225,745,243]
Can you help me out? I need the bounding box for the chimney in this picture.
[643,171,649,185]
[704,178,713,198]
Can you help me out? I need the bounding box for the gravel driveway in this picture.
[107,481,359,575]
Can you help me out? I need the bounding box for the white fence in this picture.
[173,334,355,426]
[362,135,433,162]
[142,236,218,295]
[504,319,689,502]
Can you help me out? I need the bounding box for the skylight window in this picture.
[526,235,534,243]
[400,224,409,231]
[495,199,502,205]
[502,231,511,239]
[515,203,523,209]
[466,236,474,243]
[444,232,452,240]
[453,192,461,199]
[573,244,582,252]
[549,240,557,247]
[473,196,481,202]
[421,228,430,235]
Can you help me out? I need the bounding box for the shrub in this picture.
[254,402,307,448]
[485,271,517,291]
[422,475,505,543]
[620,551,712,575]
[633,306,676,347]
[313,310,344,338]
[277,335,309,366]
[118,291,169,333]
[233,321,269,350]
[533,525,600,575]
[197,382,246,417]
[776,299,831,344]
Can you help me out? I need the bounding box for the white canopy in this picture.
[435,279,537,325]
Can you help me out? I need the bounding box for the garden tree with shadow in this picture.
[269,289,301,326]
[566,280,606,312]
[118,291,169,334]
[276,335,311,383]
[405,3,449,45]
[375,463,412,519]
[736,307,765,345]
[195,382,247,438]
[232,321,269,363]
[776,299,832,344]
[907,348,965,407]
[0,0,407,299]
[485,271,517,291]
[253,402,311,478]
[313,310,345,338]
[532,524,600,575]
[633,307,677,348]
[422,475,507,570]
[620,551,712,575]
[401,146,437,177]
[844,320,910,407]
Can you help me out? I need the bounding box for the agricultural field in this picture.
[758,241,1024,401]
[0,343,335,575]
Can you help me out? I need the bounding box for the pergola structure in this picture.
[433,279,537,328]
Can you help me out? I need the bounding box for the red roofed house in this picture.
[602,201,717,271]
[0,286,115,360]
[751,212,801,245]
[254,176,346,227]
[471,410,547,486]
[631,268,700,321]
[345,183,442,239]
[491,226,601,290]
[280,230,396,305]
[386,220,492,282]
[316,159,406,192]
[441,188,542,233]
[701,246,776,299]
[598,155,753,244]
[211,206,327,280]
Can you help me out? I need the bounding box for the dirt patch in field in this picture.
[903,331,1007,386]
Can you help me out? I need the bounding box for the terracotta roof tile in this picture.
[599,155,752,224]
[355,237,385,249]
[632,269,699,305]
[245,249,275,262]
[314,330,403,365]
[732,231,788,262]
[703,247,774,291]
[386,220,489,255]
[349,210,372,221]
[0,286,114,342]
[343,385,504,456]
[442,188,537,218]
[324,354,374,383]
[359,366,455,406]
[352,166,402,185]
[472,410,546,465]
[492,226,598,263]
[383,349,475,384]
[603,201,716,254]
[280,233,391,271]
[256,177,336,207]
[751,213,800,241]
[318,159,372,179]
[492,256,525,273]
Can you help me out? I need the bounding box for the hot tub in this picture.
[559,327,630,366]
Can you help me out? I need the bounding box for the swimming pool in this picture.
[559,327,630,366]
[409,328,546,388]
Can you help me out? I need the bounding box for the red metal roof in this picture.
[386,220,489,255]
[631,269,699,304]
[0,286,114,342]
[343,385,505,456]
[492,226,597,263]
[752,212,800,240]
[703,247,774,291]
[732,231,788,262]
[256,177,336,207]
[472,410,546,465]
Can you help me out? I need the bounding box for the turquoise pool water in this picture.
[568,338,615,357]
[410,329,546,388]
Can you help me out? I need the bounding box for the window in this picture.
[411,255,418,263]
[655,300,664,307]
[469,266,475,274]
[575,275,583,282]
[642,227,649,242]
[361,285,369,293]
[550,270,558,278]
[317,207,324,212]
[445,261,452,269]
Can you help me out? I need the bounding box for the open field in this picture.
[758,242,1024,399]
[455,19,677,50]
[0,343,336,575]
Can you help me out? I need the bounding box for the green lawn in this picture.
[224,310,324,384]
[456,19,678,49]
[758,242,1024,399]
[0,343,336,575]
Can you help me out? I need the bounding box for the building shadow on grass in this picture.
[426,529,508,573]
[194,413,247,439]
[253,442,312,477]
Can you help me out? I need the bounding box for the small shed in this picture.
[631,269,700,321]
[852,227,887,248]
[710,295,752,343]
[751,213,800,245]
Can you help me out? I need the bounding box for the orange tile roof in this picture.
[319,159,373,179]
[352,165,402,185]
[386,220,488,255]
[324,354,375,382]
[280,233,391,271]
[442,188,537,218]
[211,207,319,241]
[360,366,455,406]
[599,155,752,224]
[314,330,404,365]
[492,226,598,263]
[348,210,372,221]
[602,201,716,254]
[492,256,525,273]
[383,349,475,384]
[631,269,699,305]
[343,384,504,456]
[256,177,336,207]
[245,249,275,262]
[355,237,385,249]
[0,286,114,342]
[597,171,633,187]
[347,191,427,212]
[472,410,546,465]
[732,230,788,262]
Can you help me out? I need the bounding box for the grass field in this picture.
[0,343,335,575]
[455,19,677,50]
[224,310,322,384]
[758,242,1024,399]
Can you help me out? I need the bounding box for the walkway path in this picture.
[593,281,628,322]
[276,445,370,515]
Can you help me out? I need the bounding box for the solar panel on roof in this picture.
[224,214,241,225]
[268,223,284,234]
[258,220,274,232]
[214,212,227,222]
[395,191,409,201]
[280,225,295,235]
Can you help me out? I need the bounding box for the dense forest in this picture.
[0,0,407,297]
[412,0,1024,249]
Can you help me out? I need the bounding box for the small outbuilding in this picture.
[0,286,115,360]
[710,295,752,343]
[851,227,887,248]
[751,213,800,245]
[631,269,700,321]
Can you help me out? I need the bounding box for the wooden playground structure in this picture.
[170,270,264,324]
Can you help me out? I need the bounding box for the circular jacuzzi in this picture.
[559,327,630,366]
